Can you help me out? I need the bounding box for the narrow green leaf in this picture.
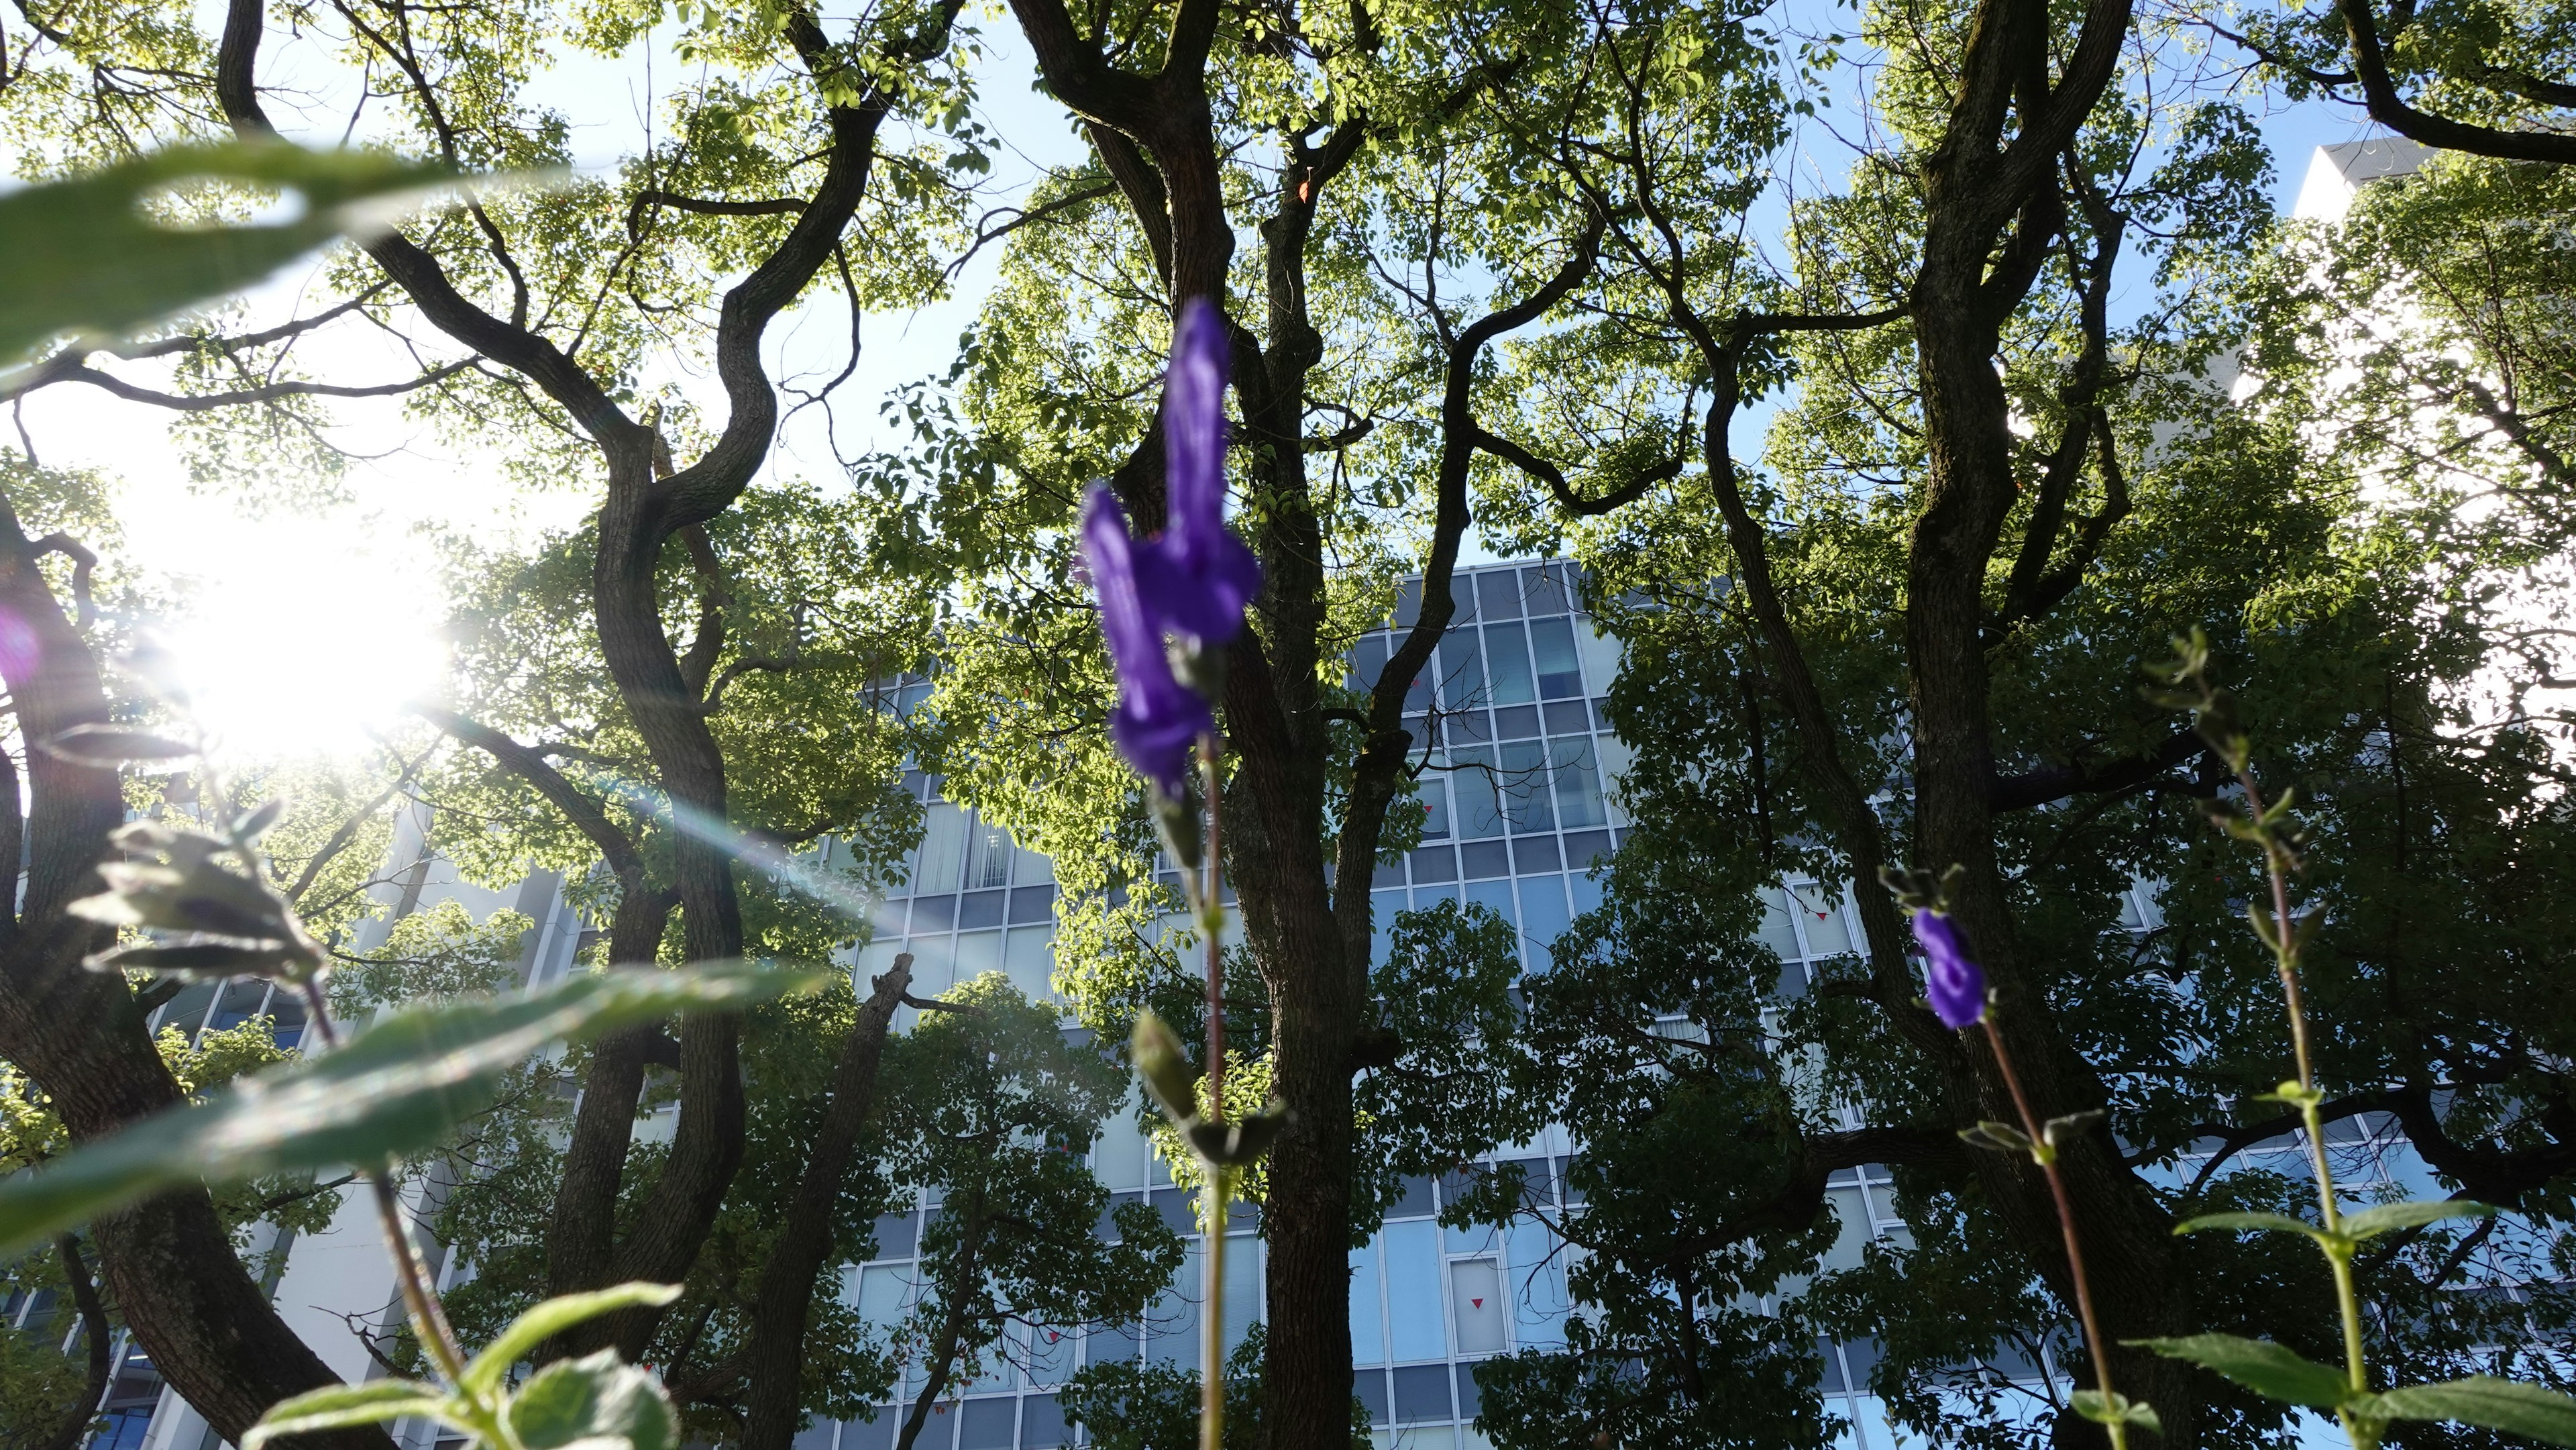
[2133,1333,2351,1408]
[2362,1376,2576,1445]
[0,964,819,1255]
[2341,1200,2496,1240]
[464,1282,684,1396]
[241,1380,456,1449]
[2174,1210,2333,1243]
[0,142,470,363]
[2072,1390,2161,1432]
[508,1349,680,1450]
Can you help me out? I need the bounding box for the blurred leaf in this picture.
[0,963,820,1255]
[241,1380,459,1449]
[2135,1333,2350,1408]
[464,1282,682,1396]
[87,934,297,979]
[231,797,288,841]
[2363,1375,2576,1445]
[2341,1199,2496,1239]
[0,142,466,364]
[73,858,292,942]
[41,724,197,770]
[2071,1390,2160,1432]
[507,1348,679,1450]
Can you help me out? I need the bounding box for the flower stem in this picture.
[2233,765,2372,1443]
[1981,1017,2128,1450]
[297,978,471,1386]
[1197,731,1226,1450]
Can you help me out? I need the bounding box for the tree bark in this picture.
[739,955,914,1450]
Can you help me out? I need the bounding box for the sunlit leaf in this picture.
[87,935,299,979]
[0,142,470,364]
[0,963,820,1255]
[2341,1199,2496,1240]
[241,1379,459,1449]
[2362,1375,2576,1445]
[464,1282,682,1396]
[2134,1333,2351,1408]
[507,1348,679,1450]
[2174,1210,2330,1243]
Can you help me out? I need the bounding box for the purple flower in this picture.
[1911,909,1988,1029]
[1133,297,1260,646]
[1081,488,1210,798]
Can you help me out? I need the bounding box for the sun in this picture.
[145,512,450,762]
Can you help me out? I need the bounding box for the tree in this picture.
[856,7,1806,1449]
[1440,5,2576,1446]
[0,0,982,1439]
[867,975,1183,1450]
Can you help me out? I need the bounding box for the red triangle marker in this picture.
[1471,1298,1485,1308]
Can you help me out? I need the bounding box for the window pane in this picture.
[1475,570,1525,619]
[1350,631,1390,692]
[1350,1241,1386,1366]
[1464,880,1518,940]
[1481,622,1536,705]
[1547,737,1605,828]
[1450,1259,1506,1355]
[1517,876,1570,968]
[859,1264,910,1329]
[1499,741,1554,833]
[1149,1240,1202,1369]
[1449,749,1503,839]
[1094,1111,1151,1190]
[1438,629,1484,711]
[916,804,967,894]
[1005,927,1055,1002]
[1822,1186,1870,1271]
[1501,1221,1567,1347]
[1523,562,1574,616]
[1224,1231,1260,1357]
[1419,777,1450,839]
[1014,845,1055,886]
[1758,890,1801,960]
[1574,619,1622,696]
[1383,1220,1444,1362]
[1527,618,1582,699]
[965,816,1014,890]
[954,931,1003,988]
[1792,883,1852,955]
[1373,889,1405,966]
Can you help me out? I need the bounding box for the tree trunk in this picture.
[739,956,914,1450]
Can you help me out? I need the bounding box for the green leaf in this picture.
[2361,1375,2576,1445]
[1130,1010,1200,1129]
[87,934,298,980]
[0,963,818,1255]
[507,1349,679,1450]
[464,1282,684,1396]
[2072,1389,2161,1432]
[1959,1120,2034,1154]
[241,1379,459,1449]
[2174,1210,2332,1243]
[0,142,471,364]
[2133,1333,2352,1408]
[40,724,197,769]
[2341,1200,2496,1240]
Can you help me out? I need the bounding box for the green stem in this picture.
[1203,1172,1229,1450]
[1982,1017,2129,1450]
[2236,766,2372,1445]
[1198,731,1226,1450]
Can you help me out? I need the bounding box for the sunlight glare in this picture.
[147,513,448,762]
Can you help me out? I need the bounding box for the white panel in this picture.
[1450,1258,1506,1355]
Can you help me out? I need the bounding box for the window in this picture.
[1447,749,1504,839]
[1383,1220,1446,1362]
[1481,621,1536,706]
[1791,883,1852,955]
[1418,777,1450,839]
[1499,741,1554,833]
[1438,628,1485,711]
[1475,569,1525,619]
[1350,631,1390,692]
[1527,617,1582,698]
[1350,1241,1387,1365]
[1547,737,1605,828]
[916,804,967,894]
[965,817,1014,890]
[1450,1259,1506,1355]
[1574,619,1622,695]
